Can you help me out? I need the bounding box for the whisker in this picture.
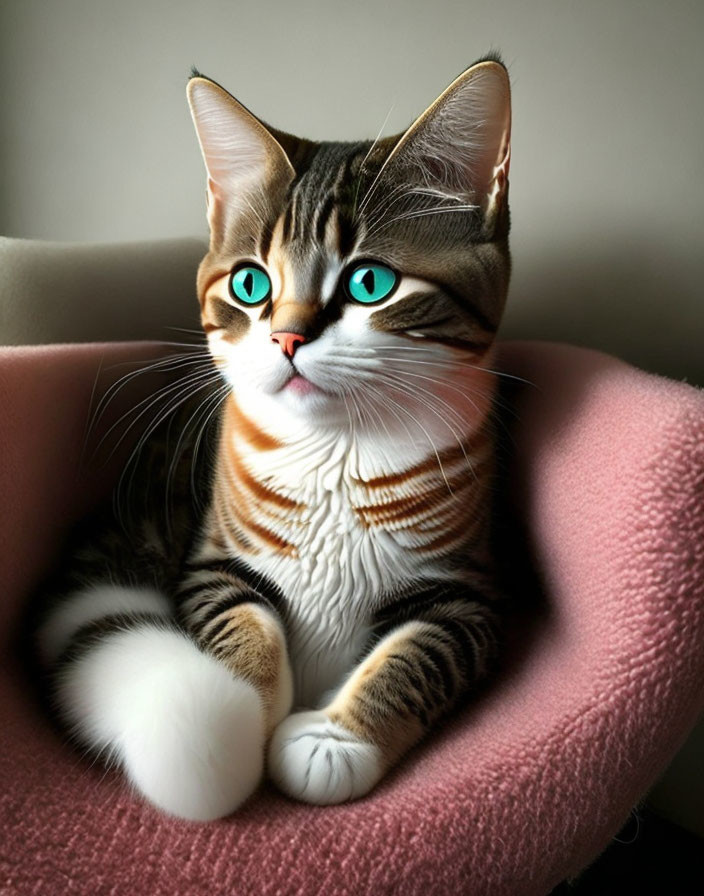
[164,387,218,504]
[112,370,222,526]
[362,379,453,491]
[375,372,477,486]
[96,366,219,464]
[367,344,538,387]
[87,350,211,442]
[352,103,396,218]
[364,201,479,240]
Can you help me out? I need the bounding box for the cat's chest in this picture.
[243,463,420,704]
[214,431,479,705]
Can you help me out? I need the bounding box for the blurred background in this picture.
[1,0,703,865]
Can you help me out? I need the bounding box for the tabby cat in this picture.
[35,56,512,821]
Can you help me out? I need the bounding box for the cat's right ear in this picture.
[187,76,295,225]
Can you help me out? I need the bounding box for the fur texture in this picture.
[34,57,512,820]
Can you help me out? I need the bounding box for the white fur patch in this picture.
[57,625,265,821]
[36,584,171,666]
[268,710,384,804]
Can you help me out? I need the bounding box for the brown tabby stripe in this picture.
[336,208,358,258]
[441,284,500,334]
[202,604,286,723]
[371,291,495,351]
[198,268,226,304]
[183,555,287,616]
[415,523,474,556]
[370,582,466,631]
[414,495,483,533]
[214,495,259,556]
[258,221,275,262]
[281,201,295,244]
[225,397,281,451]
[208,530,229,552]
[353,439,477,490]
[226,440,304,516]
[354,473,474,527]
[327,596,497,760]
[314,193,336,244]
[396,330,492,354]
[220,462,297,556]
[179,578,268,637]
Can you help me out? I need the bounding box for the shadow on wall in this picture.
[501,231,704,388]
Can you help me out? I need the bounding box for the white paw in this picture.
[268,710,384,805]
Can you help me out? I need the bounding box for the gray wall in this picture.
[2,0,704,833]
[2,0,703,383]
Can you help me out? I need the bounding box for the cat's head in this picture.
[187,58,511,437]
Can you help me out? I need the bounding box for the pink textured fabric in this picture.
[1,340,703,896]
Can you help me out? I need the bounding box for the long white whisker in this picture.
[97,367,219,463]
[364,380,452,491]
[112,370,222,524]
[373,373,477,488]
[352,103,396,218]
[366,359,484,417]
[88,350,211,441]
[164,381,227,525]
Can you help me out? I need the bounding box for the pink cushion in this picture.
[1,341,703,895]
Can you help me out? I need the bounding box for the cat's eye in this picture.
[346,263,398,304]
[229,263,272,306]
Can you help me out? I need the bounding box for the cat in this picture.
[33,55,512,821]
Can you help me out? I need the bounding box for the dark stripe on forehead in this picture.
[273,146,364,256]
[288,150,342,245]
[332,151,357,196]
[314,193,336,244]
[258,221,274,262]
[332,152,362,256]
[281,194,295,243]
[337,208,358,258]
[292,178,308,242]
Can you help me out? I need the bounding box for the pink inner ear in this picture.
[387,64,511,214]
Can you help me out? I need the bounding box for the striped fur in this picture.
[34,57,513,817]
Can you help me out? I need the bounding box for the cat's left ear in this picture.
[385,59,511,234]
[187,75,295,225]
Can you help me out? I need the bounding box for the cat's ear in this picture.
[187,76,295,223]
[385,59,511,232]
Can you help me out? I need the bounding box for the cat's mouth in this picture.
[282,369,329,398]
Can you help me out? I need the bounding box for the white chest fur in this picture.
[211,387,486,707]
[238,432,442,706]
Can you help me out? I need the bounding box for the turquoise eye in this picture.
[347,263,397,304]
[230,264,271,305]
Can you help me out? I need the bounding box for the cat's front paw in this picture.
[268,710,384,805]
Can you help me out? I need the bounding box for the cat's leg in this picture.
[36,570,269,822]
[176,554,294,736]
[269,585,497,805]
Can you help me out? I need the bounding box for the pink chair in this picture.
[1,339,703,895]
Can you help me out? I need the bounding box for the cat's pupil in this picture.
[361,269,375,295]
[243,271,254,297]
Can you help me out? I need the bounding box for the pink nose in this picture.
[271,331,307,358]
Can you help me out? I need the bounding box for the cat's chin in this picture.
[274,373,348,423]
[284,373,323,398]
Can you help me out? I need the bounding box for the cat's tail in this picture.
[36,583,265,821]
